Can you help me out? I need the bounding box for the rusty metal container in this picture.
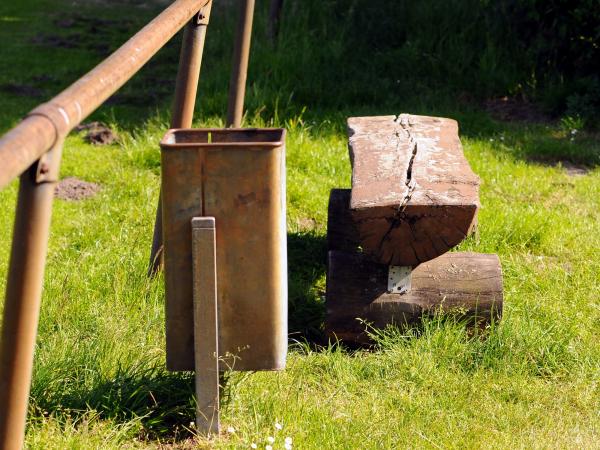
[160,128,287,372]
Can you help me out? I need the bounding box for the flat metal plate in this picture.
[387,266,412,294]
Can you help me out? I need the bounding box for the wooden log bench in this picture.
[325,114,503,343]
[326,189,503,343]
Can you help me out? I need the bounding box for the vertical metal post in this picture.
[148,2,212,276]
[191,217,220,435]
[226,0,256,127]
[0,140,64,450]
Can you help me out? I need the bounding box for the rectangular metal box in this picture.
[160,128,287,371]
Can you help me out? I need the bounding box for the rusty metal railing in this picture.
[0,0,256,447]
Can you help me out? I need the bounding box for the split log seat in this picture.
[348,114,480,266]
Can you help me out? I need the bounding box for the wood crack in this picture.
[376,114,418,254]
[346,114,480,266]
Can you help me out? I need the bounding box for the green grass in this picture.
[0,0,599,448]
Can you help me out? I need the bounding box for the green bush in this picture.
[283,0,600,124]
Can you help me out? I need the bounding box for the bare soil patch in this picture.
[75,122,119,145]
[485,96,550,123]
[55,177,101,201]
[31,33,80,49]
[528,156,590,176]
[0,83,44,98]
[560,161,590,176]
[297,217,318,231]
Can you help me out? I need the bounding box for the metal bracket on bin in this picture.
[191,216,220,436]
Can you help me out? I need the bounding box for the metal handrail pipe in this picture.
[0,0,210,190]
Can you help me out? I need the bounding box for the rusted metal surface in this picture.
[172,4,212,127]
[0,0,210,190]
[0,1,211,447]
[160,128,287,371]
[149,2,213,276]
[191,217,220,435]
[226,0,256,127]
[0,139,64,450]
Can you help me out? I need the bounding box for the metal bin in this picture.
[160,128,287,372]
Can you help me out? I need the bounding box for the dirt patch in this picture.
[155,438,200,449]
[75,122,119,145]
[297,217,318,231]
[485,96,550,123]
[53,18,76,29]
[55,177,101,201]
[0,83,44,98]
[30,33,80,49]
[528,156,590,176]
[560,161,590,176]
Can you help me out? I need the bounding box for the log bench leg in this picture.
[191,217,220,436]
[325,250,503,344]
[326,188,503,344]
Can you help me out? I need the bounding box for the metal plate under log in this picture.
[161,128,287,372]
[387,266,412,294]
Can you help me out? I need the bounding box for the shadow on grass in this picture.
[28,231,328,440]
[519,135,600,169]
[495,128,599,169]
[287,231,328,346]
[30,364,196,440]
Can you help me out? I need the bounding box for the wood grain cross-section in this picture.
[347,114,480,266]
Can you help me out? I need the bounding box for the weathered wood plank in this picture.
[348,114,480,266]
[191,217,220,436]
[326,250,503,344]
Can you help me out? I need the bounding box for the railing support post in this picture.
[0,139,64,450]
[148,3,212,276]
[226,0,256,127]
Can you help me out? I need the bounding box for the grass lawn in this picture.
[0,0,599,448]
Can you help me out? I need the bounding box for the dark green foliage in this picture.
[257,0,600,124]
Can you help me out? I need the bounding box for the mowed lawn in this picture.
[0,0,599,448]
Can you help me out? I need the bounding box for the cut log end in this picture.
[329,189,477,266]
[347,114,480,266]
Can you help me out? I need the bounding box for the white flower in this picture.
[251,444,258,449]
[285,444,292,450]
[226,426,236,434]
[571,129,578,135]
[489,138,494,142]
[267,436,275,444]
[266,446,273,450]
[189,421,195,428]
[285,437,293,445]
[275,422,283,430]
